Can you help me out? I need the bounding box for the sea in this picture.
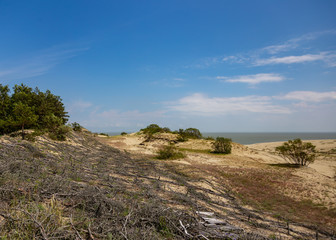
[202,132,336,145]
[106,131,336,145]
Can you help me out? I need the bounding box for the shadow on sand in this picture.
[269,163,302,168]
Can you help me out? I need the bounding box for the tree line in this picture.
[0,84,68,139]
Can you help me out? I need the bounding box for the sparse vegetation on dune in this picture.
[1,117,336,239]
[156,144,185,160]
[0,131,202,239]
[98,130,336,238]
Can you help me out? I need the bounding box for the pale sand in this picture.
[98,134,336,209]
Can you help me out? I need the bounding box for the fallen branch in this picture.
[179,220,193,237]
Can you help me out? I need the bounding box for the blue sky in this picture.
[1,0,336,132]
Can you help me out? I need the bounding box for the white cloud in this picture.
[277,91,336,102]
[218,73,285,85]
[254,53,328,65]
[168,93,291,115]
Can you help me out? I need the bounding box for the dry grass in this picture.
[1,131,335,239]
[188,163,336,233]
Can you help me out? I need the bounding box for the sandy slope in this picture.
[99,134,336,209]
[95,133,336,238]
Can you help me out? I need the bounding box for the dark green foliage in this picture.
[48,125,71,141]
[156,144,185,160]
[162,127,171,133]
[0,84,68,139]
[275,139,316,166]
[120,132,127,136]
[178,128,202,140]
[141,124,169,135]
[212,137,232,154]
[12,102,38,139]
[141,124,172,140]
[71,122,82,132]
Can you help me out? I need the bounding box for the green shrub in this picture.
[212,137,232,154]
[141,124,171,140]
[49,125,71,141]
[71,122,82,132]
[178,128,202,140]
[275,138,316,166]
[156,144,185,160]
[121,132,127,136]
[176,134,187,142]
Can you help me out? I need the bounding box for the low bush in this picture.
[48,125,71,141]
[212,137,232,154]
[121,132,127,136]
[275,138,316,166]
[156,144,185,160]
[71,122,82,132]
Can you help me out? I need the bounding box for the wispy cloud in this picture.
[217,73,285,85]
[262,30,336,54]
[168,93,291,115]
[254,52,331,66]
[193,30,336,68]
[277,91,336,102]
[0,45,89,81]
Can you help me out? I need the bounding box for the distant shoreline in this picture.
[103,131,336,145]
[201,132,336,145]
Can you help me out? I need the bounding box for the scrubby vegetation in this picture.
[1,131,270,239]
[140,124,203,142]
[140,124,171,140]
[0,84,68,140]
[156,144,185,160]
[212,137,232,154]
[177,128,202,141]
[276,138,316,166]
[0,131,201,239]
[71,122,82,132]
